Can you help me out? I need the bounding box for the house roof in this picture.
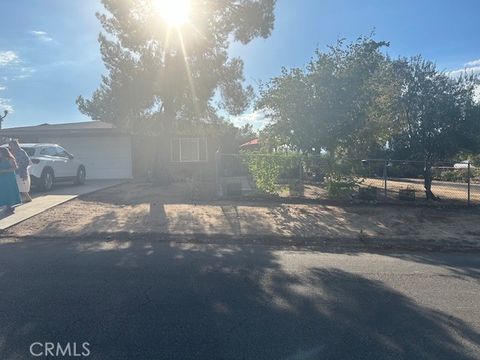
[0,121,122,137]
[240,138,260,149]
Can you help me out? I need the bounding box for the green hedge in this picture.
[242,152,301,195]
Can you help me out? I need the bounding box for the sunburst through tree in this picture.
[77,0,276,180]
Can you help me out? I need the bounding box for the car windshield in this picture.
[21,147,36,157]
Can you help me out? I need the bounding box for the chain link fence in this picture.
[216,152,479,207]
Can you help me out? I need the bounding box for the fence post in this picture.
[215,150,222,198]
[299,157,303,181]
[383,160,388,201]
[468,162,471,207]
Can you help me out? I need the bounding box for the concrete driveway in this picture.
[0,180,125,231]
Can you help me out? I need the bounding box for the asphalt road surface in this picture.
[0,238,479,359]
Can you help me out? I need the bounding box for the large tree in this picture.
[77,0,276,176]
[387,57,480,199]
[257,36,392,157]
[257,36,480,199]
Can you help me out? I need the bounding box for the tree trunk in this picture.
[423,160,439,201]
[0,111,8,129]
[150,51,180,184]
[152,98,175,185]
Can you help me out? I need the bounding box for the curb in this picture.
[2,232,479,253]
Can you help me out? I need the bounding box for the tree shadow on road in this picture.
[0,239,478,359]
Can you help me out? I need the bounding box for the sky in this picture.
[0,0,479,130]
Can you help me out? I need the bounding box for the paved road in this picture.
[0,239,479,359]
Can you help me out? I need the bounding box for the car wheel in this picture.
[40,168,55,192]
[75,166,86,185]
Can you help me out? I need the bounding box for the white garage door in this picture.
[40,136,133,179]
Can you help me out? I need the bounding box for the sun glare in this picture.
[154,0,191,27]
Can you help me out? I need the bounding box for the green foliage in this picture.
[322,157,360,199]
[433,170,466,183]
[256,34,480,200]
[455,153,480,167]
[244,154,281,195]
[431,168,480,183]
[386,57,480,198]
[325,175,358,200]
[388,57,480,162]
[256,35,392,157]
[211,120,258,154]
[278,154,302,179]
[77,0,277,132]
[243,152,300,195]
[358,186,378,201]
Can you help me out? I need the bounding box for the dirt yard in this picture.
[361,178,479,204]
[233,176,479,205]
[2,181,480,247]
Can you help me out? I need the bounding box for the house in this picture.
[131,121,219,183]
[0,121,132,179]
[0,120,219,182]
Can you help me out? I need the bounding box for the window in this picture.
[55,147,70,158]
[40,147,58,156]
[171,138,207,162]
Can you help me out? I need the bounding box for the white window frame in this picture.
[171,137,208,163]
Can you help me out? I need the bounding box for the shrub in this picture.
[279,156,302,179]
[243,152,300,195]
[358,186,378,201]
[433,169,468,183]
[325,175,358,200]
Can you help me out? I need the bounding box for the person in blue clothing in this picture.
[0,147,21,214]
[9,139,33,203]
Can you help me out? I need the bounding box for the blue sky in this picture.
[0,0,479,129]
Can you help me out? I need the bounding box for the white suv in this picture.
[4,143,87,192]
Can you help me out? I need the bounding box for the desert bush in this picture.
[278,155,302,180]
[243,152,300,195]
[325,175,358,200]
[433,169,468,183]
[358,186,378,201]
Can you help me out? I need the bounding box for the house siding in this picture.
[132,134,219,181]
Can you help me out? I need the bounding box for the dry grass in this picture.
[3,181,480,246]
[273,177,478,205]
[361,178,477,204]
